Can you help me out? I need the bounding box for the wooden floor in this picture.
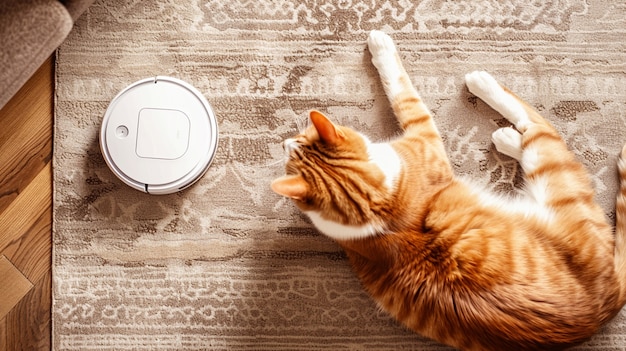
[0,56,54,350]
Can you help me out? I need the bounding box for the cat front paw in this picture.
[492,127,523,161]
[367,30,397,60]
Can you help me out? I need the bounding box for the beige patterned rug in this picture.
[53,0,626,349]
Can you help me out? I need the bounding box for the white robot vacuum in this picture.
[100,76,218,194]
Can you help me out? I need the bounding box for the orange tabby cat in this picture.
[271,30,626,351]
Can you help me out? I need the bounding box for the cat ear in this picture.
[271,175,309,200]
[310,110,344,145]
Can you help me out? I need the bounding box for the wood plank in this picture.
[0,127,51,213]
[1,200,52,284]
[0,256,34,319]
[5,270,51,351]
[0,56,54,145]
[0,314,6,351]
[0,164,50,258]
[0,56,54,213]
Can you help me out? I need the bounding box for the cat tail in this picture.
[615,143,626,304]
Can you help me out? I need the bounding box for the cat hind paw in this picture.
[492,127,523,161]
[466,71,531,132]
[465,71,502,102]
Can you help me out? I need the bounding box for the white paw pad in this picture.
[492,127,523,160]
[465,71,530,131]
[367,30,404,98]
[367,30,397,59]
[465,71,502,102]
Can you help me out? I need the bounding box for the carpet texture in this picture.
[54,0,626,349]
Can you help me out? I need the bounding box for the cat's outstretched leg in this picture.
[367,30,440,140]
[465,70,567,176]
[465,72,526,161]
[465,71,599,215]
[367,30,409,101]
[368,30,452,191]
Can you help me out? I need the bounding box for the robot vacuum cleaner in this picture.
[100,76,218,194]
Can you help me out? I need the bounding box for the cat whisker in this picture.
[263,158,287,168]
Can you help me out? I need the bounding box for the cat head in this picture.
[271,110,391,227]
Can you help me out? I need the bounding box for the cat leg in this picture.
[367,30,408,100]
[367,31,440,139]
[464,70,558,176]
[465,71,598,213]
[465,71,532,132]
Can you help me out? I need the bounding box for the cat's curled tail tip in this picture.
[619,144,626,173]
[615,142,626,305]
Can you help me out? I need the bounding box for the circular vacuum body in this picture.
[100,76,218,194]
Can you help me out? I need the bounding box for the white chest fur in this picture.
[305,211,384,241]
[366,139,402,192]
